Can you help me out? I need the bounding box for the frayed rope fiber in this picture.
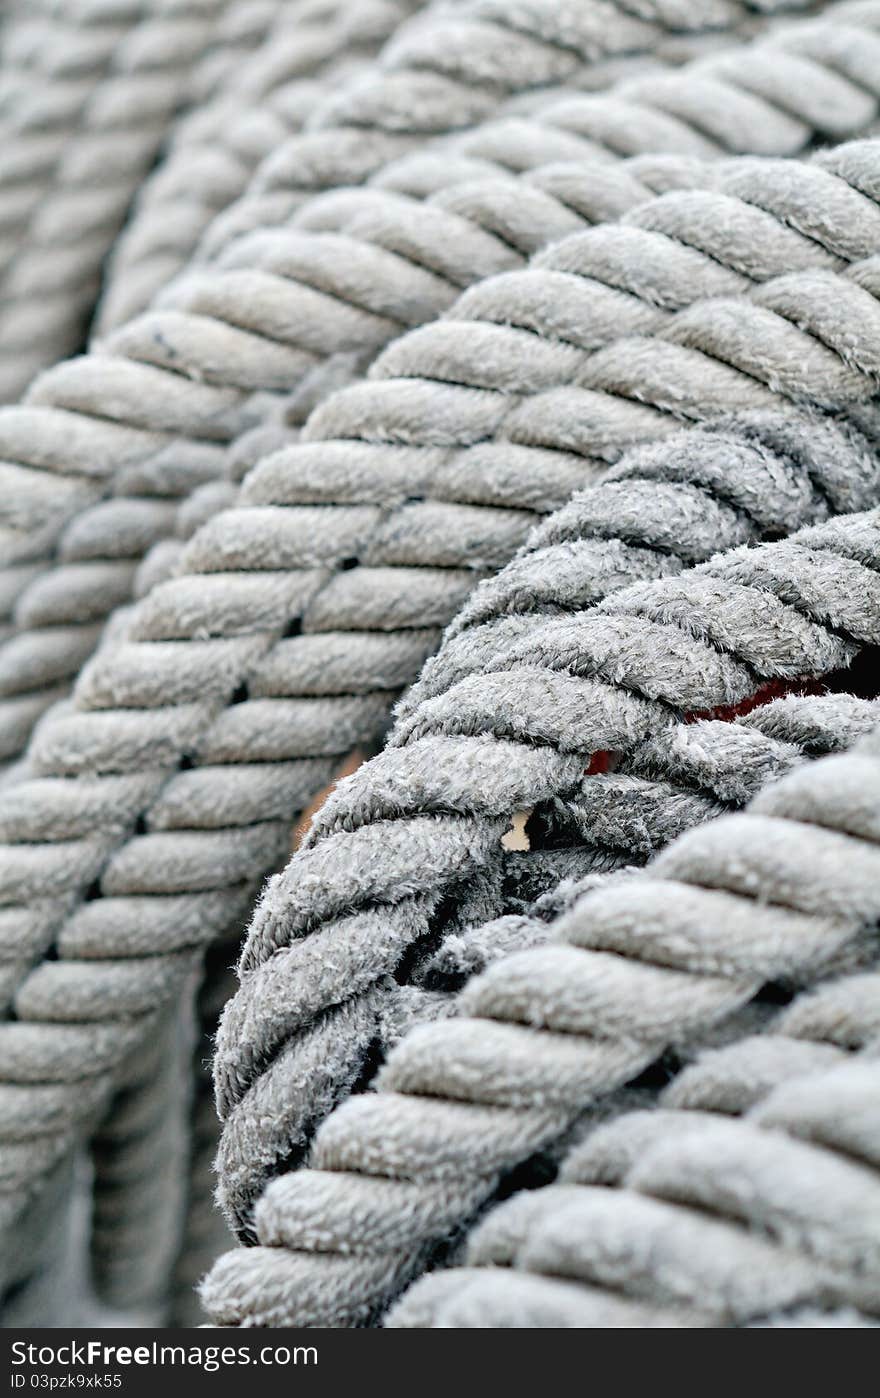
[2,0,880,1328]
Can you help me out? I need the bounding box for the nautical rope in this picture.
[4,1,878,761]
[388,997,880,1326]
[0,0,233,403]
[1,397,879,1263]
[196,0,880,265]
[6,135,880,1305]
[5,113,880,767]
[202,719,880,1326]
[93,0,420,334]
[211,502,880,1236]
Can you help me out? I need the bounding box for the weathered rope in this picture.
[0,0,234,403]
[211,502,880,1237]
[4,1,877,761]
[6,108,880,772]
[196,0,880,265]
[94,0,420,334]
[2,401,879,1275]
[6,135,880,1305]
[202,718,880,1326]
[388,998,880,1326]
[189,0,841,267]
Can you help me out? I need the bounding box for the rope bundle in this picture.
[209,494,880,1222]
[3,0,878,763]
[1,0,880,1329]
[4,139,880,1315]
[0,0,232,403]
[203,717,880,1325]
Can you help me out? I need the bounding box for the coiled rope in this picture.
[202,717,880,1325]
[93,0,421,333]
[6,128,880,1314]
[388,992,880,1326]
[2,390,880,1273]
[5,111,880,771]
[0,0,233,403]
[3,1,876,761]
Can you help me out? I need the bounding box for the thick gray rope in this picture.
[188,689,880,1316]
[210,503,880,1238]
[188,0,833,266]
[11,0,783,551]
[0,0,235,404]
[93,0,421,333]
[1,404,878,1270]
[5,140,880,1288]
[3,0,874,763]
[202,718,880,1326]
[6,108,880,769]
[389,998,880,1327]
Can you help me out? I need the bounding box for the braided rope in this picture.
[202,718,880,1326]
[94,0,420,334]
[3,1,877,763]
[0,0,237,404]
[388,994,880,1326]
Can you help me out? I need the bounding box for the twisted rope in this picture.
[198,0,880,264]
[2,396,879,1265]
[94,0,419,334]
[4,1,877,761]
[202,717,880,1326]
[389,992,880,1326]
[0,0,234,403]
[5,114,880,771]
[211,502,880,1235]
[6,137,880,1301]
[189,0,832,265]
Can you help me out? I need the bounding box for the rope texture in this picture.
[93,0,421,333]
[210,494,880,1232]
[3,235,880,1255]
[388,995,880,1327]
[0,403,874,1226]
[0,0,234,403]
[1,136,878,1302]
[6,0,811,1297]
[0,0,873,1325]
[202,718,880,1325]
[3,0,875,762]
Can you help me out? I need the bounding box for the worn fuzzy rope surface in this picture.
[93,0,422,335]
[2,0,873,763]
[5,133,880,1309]
[2,0,880,1328]
[6,0,817,1313]
[8,101,880,769]
[388,988,880,1327]
[6,2,845,1319]
[209,493,880,1226]
[203,716,880,1326]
